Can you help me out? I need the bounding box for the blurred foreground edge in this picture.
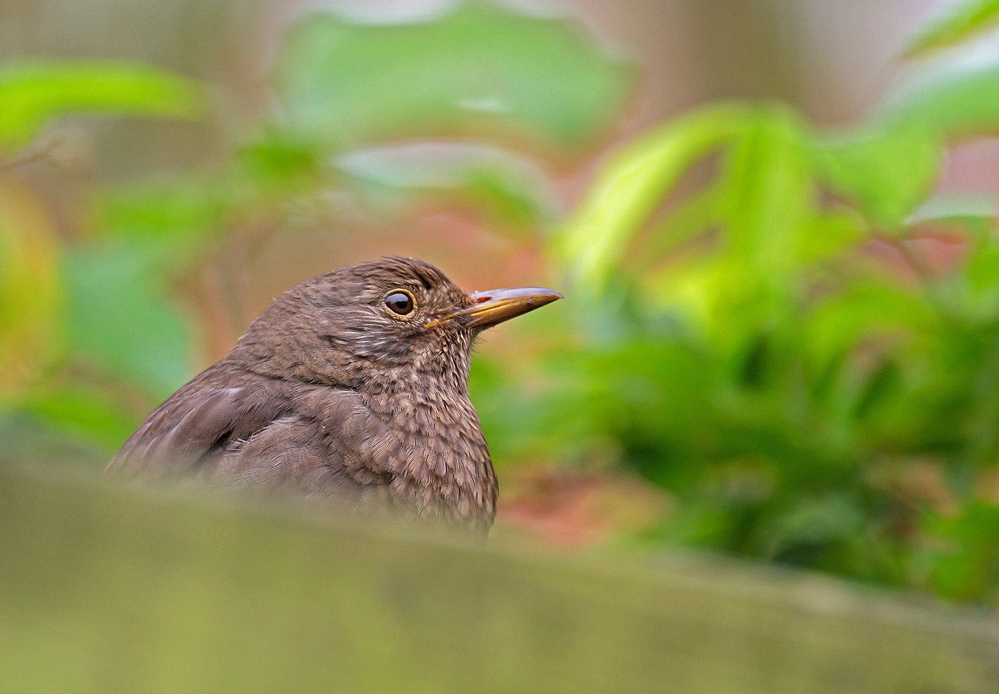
[2,466,997,694]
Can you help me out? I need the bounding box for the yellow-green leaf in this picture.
[552,105,752,291]
[904,0,999,58]
[0,179,62,397]
[0,61,205,151]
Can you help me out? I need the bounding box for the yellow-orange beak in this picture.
[445,286,563,329]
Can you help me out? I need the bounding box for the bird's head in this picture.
[231,257,562,392]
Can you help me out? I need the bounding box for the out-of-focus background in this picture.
[3,0,999,607]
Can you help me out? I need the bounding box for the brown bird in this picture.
[107,257,561,534]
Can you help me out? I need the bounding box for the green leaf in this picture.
[335,143,558,231]
[275,2,633,151]
[909,194,996,226]
[805,280,937,375]
[883,62,999,138]
[809,124,941,229]
[64,244,192,399]
[813,62,999,227]
[904,0,999,58]
[965,241,999,297]
[716,109,811,273]
[0,61,205,151]
[762,494,866,560]
[637,186,722,264]
[98,177,230,275]
[0,181,63,397]
[798,210,867,264]
[552,105,753,291]
[17,386,138,451]
[927,502,999,601]
[0,409,109,469]
[237,133,324,192]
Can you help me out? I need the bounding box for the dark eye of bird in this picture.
[384,290,416,316]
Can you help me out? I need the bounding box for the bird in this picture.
[107,257,562,534]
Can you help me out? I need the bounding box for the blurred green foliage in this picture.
[0,62,203,151]
[275,2,631,150]
[522,0,999,602]
[0,1,632,432]
[3,0,999,604]
[903,0,999,57]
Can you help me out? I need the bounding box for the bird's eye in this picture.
[384,290,416,316]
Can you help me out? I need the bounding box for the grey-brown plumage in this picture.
[107,257,561,534]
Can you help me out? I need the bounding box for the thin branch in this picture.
[0,134,65,172]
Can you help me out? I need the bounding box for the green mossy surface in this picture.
[2,468,997,693]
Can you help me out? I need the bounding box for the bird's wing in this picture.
[107,366,390,498]
[107,366,295,478]
[206,384,392,490]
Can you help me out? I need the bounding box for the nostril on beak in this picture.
[475,295,491,303]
